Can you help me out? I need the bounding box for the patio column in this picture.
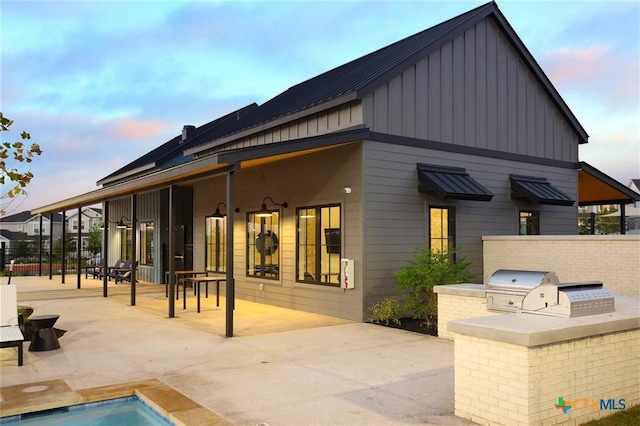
[620,204,626,235]
[168,185,176,318]
[225,169,236,337]
[77,206,82,289]
[103,201,109,297]
[130,194,137,306]
[61,210,66,284]
[48,213,53,280]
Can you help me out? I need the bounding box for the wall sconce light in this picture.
[210,202,240,220]
[115,216,130,229]
[256,196,288,217]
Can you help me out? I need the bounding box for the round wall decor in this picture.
[256,230,278,256]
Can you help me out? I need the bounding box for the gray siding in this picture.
[361,140,577,307]
[105,192,165,284]
[362,18,580,163]
[193,143,365,321]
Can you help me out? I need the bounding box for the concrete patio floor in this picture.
[0,276,474,425]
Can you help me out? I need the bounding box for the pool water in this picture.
[2,396,174,425]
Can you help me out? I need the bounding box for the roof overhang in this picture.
[32,127,370,215]
[32,154,231,215]
[578,161,640,206]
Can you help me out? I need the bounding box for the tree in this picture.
[1,113,43,216]
[86,222,103,260]
[596,207,621,235]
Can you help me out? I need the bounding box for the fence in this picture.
[0,245,100,277]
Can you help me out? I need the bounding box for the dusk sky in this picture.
[1,0,638,215]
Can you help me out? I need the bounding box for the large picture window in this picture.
[247,211,280,279]
[205,216,226,272]
[140,221,154,266]
[519,210,540,235]
[296,204,341,286]
[429,206,455,253]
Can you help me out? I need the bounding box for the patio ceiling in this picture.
[578,162,640,206]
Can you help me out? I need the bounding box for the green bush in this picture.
[369,297,403,326]
[394,247,474,323]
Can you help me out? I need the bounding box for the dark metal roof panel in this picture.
[510,174,575,206]
[417,163,494,201]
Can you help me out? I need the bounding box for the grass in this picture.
[582,404,640,426]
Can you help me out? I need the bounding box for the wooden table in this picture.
[185,275,226,313]
[165,271,209,309]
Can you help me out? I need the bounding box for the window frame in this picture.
[295,204,342,286]
[428,205,456,253]
[139,221,154,266]
[519,210,540,235]
[205,215,226,273]
[246,210,281,280]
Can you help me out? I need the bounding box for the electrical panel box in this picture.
[340,259,354,289]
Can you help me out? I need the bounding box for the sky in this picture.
[1,0,639,215]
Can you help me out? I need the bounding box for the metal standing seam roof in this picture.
[417,163,494,201]
[70,1,588,198]
[509,174,575,206]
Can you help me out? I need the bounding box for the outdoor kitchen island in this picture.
[447,296,640,426]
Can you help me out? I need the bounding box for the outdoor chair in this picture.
[110,259,136,283]
[0,284,26,366]
[85,259,104,279]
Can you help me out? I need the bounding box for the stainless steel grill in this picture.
[486,270,559,312]
[486,269,615,317]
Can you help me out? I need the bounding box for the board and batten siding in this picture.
[193,143,365,321]
[106,192,165,284]
[214,102,363,153]
[361,140,577,306]
[362,17,580,163]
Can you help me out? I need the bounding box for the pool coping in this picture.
[0,378,230,425]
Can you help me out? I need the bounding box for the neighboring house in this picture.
[32,2,640,322]
[65,207,103,250]
[0,211,63,249]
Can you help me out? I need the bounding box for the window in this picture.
[429,206,455,252]
[140,221,154,266]
[296,205,341,286]
[205,216,226,272]
[247,210,280,279]
[519,210,540,235]
[120,227,132,262]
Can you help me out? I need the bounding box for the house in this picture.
[64,207,103,251]
[0,211,63,249]
[32,2,640,324]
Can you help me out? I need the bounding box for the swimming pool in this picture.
[1,396,174,425]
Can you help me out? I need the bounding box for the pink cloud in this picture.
[111,117,171,139]
[542,45,639,105]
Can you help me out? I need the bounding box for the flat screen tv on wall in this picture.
[324,228,341,254]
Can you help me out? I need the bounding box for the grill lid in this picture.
[487,269,559,292]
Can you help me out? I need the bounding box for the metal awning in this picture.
[417,163,493,201]
[509,174,575,206]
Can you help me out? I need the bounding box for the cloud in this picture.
[110,117,171,140]
[542,45,639,106]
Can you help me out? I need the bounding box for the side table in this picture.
[29,314,61,351]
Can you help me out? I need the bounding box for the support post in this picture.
[168,186,176,318]
[77,207,82,289]
[225,169,236,337]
